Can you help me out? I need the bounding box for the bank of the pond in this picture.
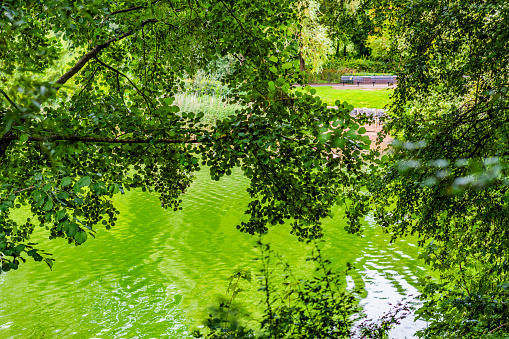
[0,169,427,338]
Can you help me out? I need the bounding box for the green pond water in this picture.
[0,169,428,338]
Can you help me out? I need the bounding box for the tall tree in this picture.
[0,1,370,271]
[296,0,334,73]
[368,0,509,336]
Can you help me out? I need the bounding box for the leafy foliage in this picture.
[193,240,361,339]
[367,0,509,336]
[296,0,334,73]
[0,0,370,271]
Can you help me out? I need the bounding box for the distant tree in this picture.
[296,0,334,72]
[319,0,375,58]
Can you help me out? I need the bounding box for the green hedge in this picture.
[308,57,398,83]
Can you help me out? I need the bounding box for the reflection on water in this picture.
[0,169,427,338]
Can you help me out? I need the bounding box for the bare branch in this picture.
[490,322,509,334]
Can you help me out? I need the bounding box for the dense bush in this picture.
[416,278,509,338]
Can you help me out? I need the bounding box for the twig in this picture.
[490,322,509,334]
[12,185,35,194]
[0,135,208,144]
[219,0,256,41]
[93,56,156,116]
[78,65,100,96]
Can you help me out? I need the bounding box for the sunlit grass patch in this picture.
[311,87,392,108]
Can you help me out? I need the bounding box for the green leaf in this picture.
[269,56,278,62]
[61,177,72,187]
[66,223,78,237]
[268,81,276,92]
[74,176,91,191]
[33,191,42,202]
[57,191,69,200]
[74,231,87,244]
[282,62,292,69]
[56,210,66,221]
[44,258,54,270]
[42,200,54,211]
[14,244,25,254]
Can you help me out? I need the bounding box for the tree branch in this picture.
[78,65,100,96]
[93,56,155,115]
[218,0,259,48]
[490,322,509,334]
[0,89,22,112]
[55,19,158,87]
[0,135,203,144]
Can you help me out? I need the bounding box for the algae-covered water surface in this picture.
[0,169,427,338]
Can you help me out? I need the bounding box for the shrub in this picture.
[193,240,361,339]
[193,240,410,339]
[308,57,397,83]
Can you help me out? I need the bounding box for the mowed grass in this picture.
[310,86,393,108]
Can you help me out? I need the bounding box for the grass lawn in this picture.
[309,86,393,108]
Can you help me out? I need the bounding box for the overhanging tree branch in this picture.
[0,135,203,144]
[0,134,236,145]
[55,19,158,87]
[93,56,156,115]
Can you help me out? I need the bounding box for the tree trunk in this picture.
[299,52,305,72]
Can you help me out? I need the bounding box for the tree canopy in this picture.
[0,0,370,272]
[367,0,509,336]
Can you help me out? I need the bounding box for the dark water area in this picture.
[0,169,428,338]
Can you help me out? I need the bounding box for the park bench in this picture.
[350,108,386,127]
[352,76,365,86]
[341,76,354,85]
[340,76,369,86]
[341,75,397,86]
[371,75,397,85]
